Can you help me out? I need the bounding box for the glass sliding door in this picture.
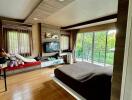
[83,32,93,62]
[93,31,107,65]
[75,33,83,61]
[75,30,116,66]
[106,30,116,65]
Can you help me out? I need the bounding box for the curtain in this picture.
[18,29,32,56]
[68,29,79,62]
[2,28,8,52]
[1,20,32,57]
[0,21,3,49]
[3,28,32,57]
[60,35,70,51]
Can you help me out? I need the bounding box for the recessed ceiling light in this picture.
[59,0,64,2]
[33,18,39,20]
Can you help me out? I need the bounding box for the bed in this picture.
[54,62,112,100]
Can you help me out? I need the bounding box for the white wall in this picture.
[120,0,132,99]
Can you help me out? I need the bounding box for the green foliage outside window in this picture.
[75,30,116,65]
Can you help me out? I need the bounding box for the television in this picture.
[43,41,60,53]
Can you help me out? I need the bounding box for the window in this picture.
[7,31,30,56]
[75,30,116,66]
[61,35,69,50]
[75,33,83,60]
[93,31,106,65]
[83,33,93,62]
[106,30,116,65]
[76,33,93,61]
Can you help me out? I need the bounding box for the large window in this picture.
[75,33,83,60]
[83,33,93,62]
[75,30,116,66]
[93,31,106,65]
[61,35,69,50]
[7,31,31,56]
[106,30,116,65]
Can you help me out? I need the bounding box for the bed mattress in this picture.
[54,62,112,100]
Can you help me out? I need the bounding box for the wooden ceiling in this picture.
[25,0,74,24]
[25,0,118,27]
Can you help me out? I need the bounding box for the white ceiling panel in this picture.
[0,0,41,19]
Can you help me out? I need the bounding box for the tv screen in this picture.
[43,42,60,53]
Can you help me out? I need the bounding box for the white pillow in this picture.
[15,54,36,62]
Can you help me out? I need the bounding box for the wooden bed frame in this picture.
[52,76,86,100]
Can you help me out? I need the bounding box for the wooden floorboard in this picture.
[0,67,75,100]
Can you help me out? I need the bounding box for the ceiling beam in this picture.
[61,14,117,29]
[24,0,43,21]
[0,16,24,23]
[0,16,32,27]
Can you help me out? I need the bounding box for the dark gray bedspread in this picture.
[58,62,113,81]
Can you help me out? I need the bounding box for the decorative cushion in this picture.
[15,54,36,62]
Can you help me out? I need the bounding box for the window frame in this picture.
[60,34,70,51]
[7,30,31,56]
[75,30,116,66]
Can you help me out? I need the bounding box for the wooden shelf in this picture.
[42,38,60,43]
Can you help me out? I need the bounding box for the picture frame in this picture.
[45,33,52,38]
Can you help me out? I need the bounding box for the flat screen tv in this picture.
[43,41,60,53]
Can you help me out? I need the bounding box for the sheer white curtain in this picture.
[61,35,69,50]
[8,31,19,54]
[7,31,30,56]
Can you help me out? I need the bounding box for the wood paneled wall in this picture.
[41,24,69,56]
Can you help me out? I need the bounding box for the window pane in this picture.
[8,31,19,54]
[61,35,69,50]
[8,31,30,55]
[19,33,30,54]
[75,33,83,61]
[83,32,93,62]
[106,30,116,65]
[75,30,116,66]
[93,31,106,65]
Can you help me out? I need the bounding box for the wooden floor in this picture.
[0,66,75,100]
